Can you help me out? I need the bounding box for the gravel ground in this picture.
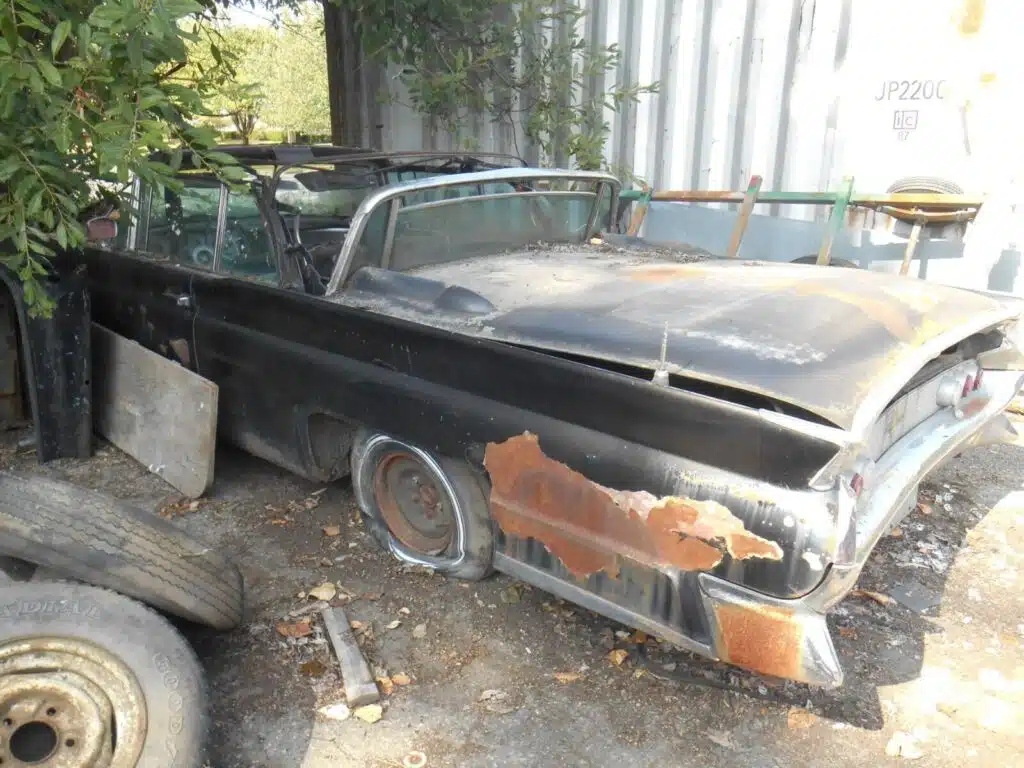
[2,425,1023,768]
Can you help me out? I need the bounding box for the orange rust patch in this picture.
[712,602,804,681]
[482,433,783,578]
[627,264,707,283]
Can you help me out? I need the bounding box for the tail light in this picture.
[850,473,864,496]
[973,368,984,391]
[962,375,974,397]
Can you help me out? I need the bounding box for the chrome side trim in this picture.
[492,552,713,658]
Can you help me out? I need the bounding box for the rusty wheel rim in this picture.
[373,451,455,556]
[0,638,147,768]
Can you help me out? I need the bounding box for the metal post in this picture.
[816,176,854,266]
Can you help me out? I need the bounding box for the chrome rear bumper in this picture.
[699,369,1024,687]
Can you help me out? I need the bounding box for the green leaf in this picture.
[55,221,67,250]
[51,19,71,58]
[37,58,62,87]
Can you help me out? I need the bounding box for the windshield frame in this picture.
[323,167,621,295]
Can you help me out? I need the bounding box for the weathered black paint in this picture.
[0,265,91,462]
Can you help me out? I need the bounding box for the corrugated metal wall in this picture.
[348,0,1021,200]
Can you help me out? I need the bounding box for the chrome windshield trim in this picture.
[324,167,621,295]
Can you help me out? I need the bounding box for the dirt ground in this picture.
[2,425,1023,768]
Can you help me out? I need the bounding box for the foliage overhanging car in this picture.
[69,145,1024,687]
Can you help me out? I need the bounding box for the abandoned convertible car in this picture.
[72,146,1024,687]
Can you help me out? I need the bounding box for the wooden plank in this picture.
[321,605,381,707]
[91,323,217,498]
[725,175,763,258]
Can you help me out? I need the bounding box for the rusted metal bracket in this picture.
[725,175,763,259]
[815,177,854,266]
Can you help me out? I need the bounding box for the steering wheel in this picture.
[190,243,215,267]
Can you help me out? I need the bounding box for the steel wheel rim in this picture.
[0,637,147,768]
[373,451,456,555]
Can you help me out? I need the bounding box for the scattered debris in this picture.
[398,606,411,615]
[478,689,516,715]
[890,527,904,538]
[323,524,341,537]
[392,672,413,686]
[308,582,338,602]
[276,620,314,638]
[885,731,924,759]
[353,704,383,724]
[606,649,629,666]
[318,702,351,722]
[552,672,581,684]
[787,708,817,730]
[889,580,941,614]
[662,662,677,672]
[500,583,524,604]
[403,751,427,768]
[838,627,858,639]
[917,502,933,515]
[159,496,204,518]
[705,729,735,749]
[376,676,394,695]
[386,620,402,630]
[852,589,892,606]
[412,623,427,639]
[270,518,290,526]
[321,606,381,707]
[632,630,648,644]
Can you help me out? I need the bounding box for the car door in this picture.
[79,175,224,370]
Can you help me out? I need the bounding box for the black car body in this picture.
[68,146,1024,687]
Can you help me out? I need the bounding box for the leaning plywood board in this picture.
[91,323,217,498]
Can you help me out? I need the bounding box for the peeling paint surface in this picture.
[483,433,783,579]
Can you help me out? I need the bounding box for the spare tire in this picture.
[0,471,244,630]
[0,581,207,767]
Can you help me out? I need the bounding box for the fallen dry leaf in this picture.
[552,672,581,684]
[275,620,313,638]
[632,630,648,644]
[632,668,645,679]
[386,620,402,630]
[308,582,337,602]
[376,676,394,695]
[322,525,341,537]
[787,708,817,730]
[838,626,858,639]
[349,620,365,630]
[392,672,413,686]
[606,649,629,666]
[478,689,507,702]
[412,623,427,639]
[300,659,327,678]
[852,589,891,606]
[889,527,904,538]
[353,704,383,724]
[885,731,923,759]
[917,503,933,515]
[270,518,290,526]
[398,607,411,615]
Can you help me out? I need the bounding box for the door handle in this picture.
[163,291,192,309]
